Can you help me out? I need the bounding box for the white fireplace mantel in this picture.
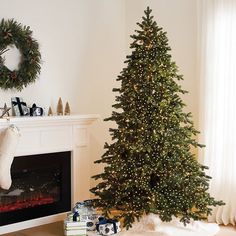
[0,114,99,234]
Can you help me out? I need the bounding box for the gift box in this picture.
[30,103,44,116]
[64,220,86,236]
[73,200,100,231]
[96,217,121,235]
[81,214,99,231]
[11,97,29,116]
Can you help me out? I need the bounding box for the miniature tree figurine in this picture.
[57,97,63,115]
[48,106,53,116]
[90,7,224,229]
[64,102,71,115]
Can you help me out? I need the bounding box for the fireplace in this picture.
[0,114,99,234]
[0,151,71,226]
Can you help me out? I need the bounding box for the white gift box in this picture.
[97,219,121,235]
[81,214,100,231]
[11,97,29,116]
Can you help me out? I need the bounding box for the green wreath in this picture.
[0,19,41,91]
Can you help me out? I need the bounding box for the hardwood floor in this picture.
[3,221,236,236]
[3,222,64,236]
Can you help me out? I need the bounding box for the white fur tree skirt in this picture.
[119,214,219,236]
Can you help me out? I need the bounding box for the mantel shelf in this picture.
[0,114,100,127]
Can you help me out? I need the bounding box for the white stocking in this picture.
[0,125,20,190]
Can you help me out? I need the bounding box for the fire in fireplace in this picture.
[0,151,71,226]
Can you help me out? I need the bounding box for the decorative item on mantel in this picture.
[57,97,63,116]
[29,104,44,116]
[0,103,11,118]
[11,97,29,116]
[64,102,71,115]
[48,106,53,116]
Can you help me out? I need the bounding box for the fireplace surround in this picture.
[0,114,99,234]
[0,151,71,226]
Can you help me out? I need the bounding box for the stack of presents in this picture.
[64,200,121,236]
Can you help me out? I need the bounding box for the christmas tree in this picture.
[90,7,224,229]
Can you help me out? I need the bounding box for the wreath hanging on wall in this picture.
[0,19,41,91]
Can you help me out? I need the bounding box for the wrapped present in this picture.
[73,199,100,231]
[64,220,86,229]
[30,103,44,116]
[11,97,29,116]
[82,214,99,231]
[74,199,95,215]
[64,216,86,236]
[96,217,121,235]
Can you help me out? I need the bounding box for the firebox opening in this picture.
[0,151,71,226]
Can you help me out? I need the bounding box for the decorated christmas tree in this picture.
[90,7,224,229]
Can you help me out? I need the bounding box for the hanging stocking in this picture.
[0,125,20,190]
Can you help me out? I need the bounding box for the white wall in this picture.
[0,0,126,115]
[0,0,198,193]
[74,1,127,187]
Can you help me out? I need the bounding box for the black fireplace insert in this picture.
[0,151,71,226]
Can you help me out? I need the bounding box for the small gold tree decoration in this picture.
[64,102,71,115]
[48,106,53,116]
[57,97,63,115]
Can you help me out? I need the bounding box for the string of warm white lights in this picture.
[90,6,224,230]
